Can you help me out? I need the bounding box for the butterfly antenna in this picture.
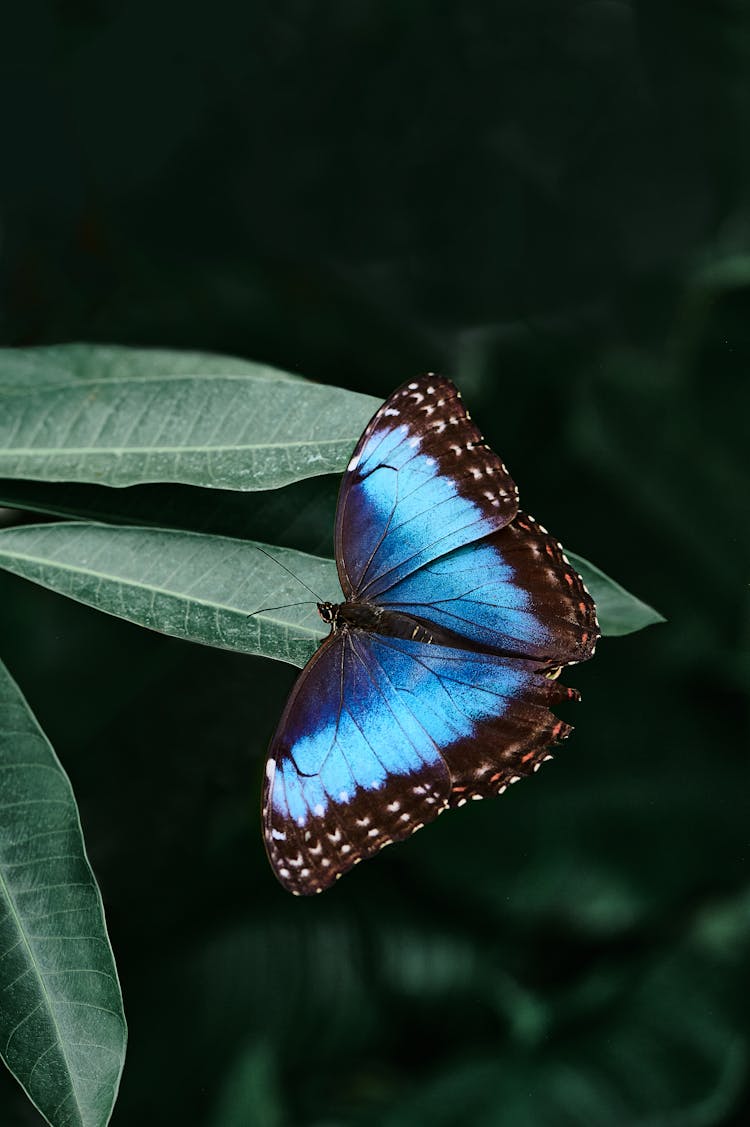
[247,599,317,619]
[253,544,324,602]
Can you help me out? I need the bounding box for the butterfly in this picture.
[262,375,598,895]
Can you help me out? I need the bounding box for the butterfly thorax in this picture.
[317,600,441,645]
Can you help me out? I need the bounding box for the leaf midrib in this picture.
[0,373,302,390]
[0,437,352,456]
[0,862,81,1125]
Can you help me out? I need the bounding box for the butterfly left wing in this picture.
[263,631,576,895]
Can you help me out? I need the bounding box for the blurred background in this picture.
[1,2,748,1124]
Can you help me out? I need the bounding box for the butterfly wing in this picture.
[334,375,519,601]
[263,631,576,895]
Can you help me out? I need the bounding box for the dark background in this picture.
[1,2,748,1124]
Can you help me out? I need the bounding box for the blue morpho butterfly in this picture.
[263,375,598,895]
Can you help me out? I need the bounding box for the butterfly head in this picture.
[317,601,338,627]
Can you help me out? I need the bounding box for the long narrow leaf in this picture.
[0,345,379,491]
[0,659,126,1127]
[0,523,338,668]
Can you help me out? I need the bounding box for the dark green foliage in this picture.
[0,1,748,1125]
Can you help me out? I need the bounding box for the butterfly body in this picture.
[318,600,466,647]
[263,376,598,895]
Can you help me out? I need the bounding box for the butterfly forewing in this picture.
[334,376,519,601]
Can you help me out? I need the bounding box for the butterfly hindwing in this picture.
[334,376,519,601]
[378,511,599,667]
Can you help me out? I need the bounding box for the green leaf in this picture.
[0,523,339,669]
[0,659,126,1127]
[0,527,656,674]
[0,344,379,491]
[568,551,665,635]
